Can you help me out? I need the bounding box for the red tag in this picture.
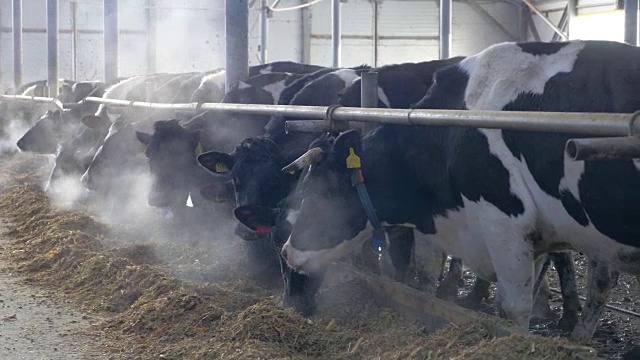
[256,224,272,234]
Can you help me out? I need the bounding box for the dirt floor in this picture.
[0,152,637,359]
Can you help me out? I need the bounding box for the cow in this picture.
[279,40,640,343]
[192,60,472,315]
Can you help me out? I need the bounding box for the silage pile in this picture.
[0,153,602,359]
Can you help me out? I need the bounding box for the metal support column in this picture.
[440,0,452,59]
[12,0,22,91]
[70,1,77,80]
[373,0,379,67]
[331,0,341,67]
[361,71,378,133]
[225,0,249,91]
[567,0,576,39]
[145,0,157,73]
[104,0,119,83]
[301,1,311,63]
[260,0,268,64]
[47,0,58,97]
[625,0,638,45]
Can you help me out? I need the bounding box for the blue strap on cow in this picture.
[347,148,389,255]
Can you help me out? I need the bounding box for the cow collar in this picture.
[346,147,390,255]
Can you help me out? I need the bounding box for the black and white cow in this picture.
[280,40,640,342]
[192,60,465,314]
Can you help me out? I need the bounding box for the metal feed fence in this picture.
[2,92,640,162]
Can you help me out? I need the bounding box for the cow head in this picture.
[280,130,370,274]
[81,120,142,193]
[16,110,77,154]
[235,199,325,316]
[135,119,204,208]
[197,137,301,240]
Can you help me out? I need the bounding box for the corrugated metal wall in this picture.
[309,0,520,67]
[0,0,521,93]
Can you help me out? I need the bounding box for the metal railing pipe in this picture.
[0,94,66,110]
[565,136,640,161]
[79,97,637,137]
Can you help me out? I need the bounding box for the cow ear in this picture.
[135,131,152,146]
[197,151,234,174]
[199,179,234,203]
[82,115,109,130]
[234,205,278,234]
[333,129,362,168]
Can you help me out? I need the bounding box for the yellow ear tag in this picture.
[195,142,204,155]
[345,147,361,169]
[287,170,296,175]
[215,162,229,173]
[140,143,148,151]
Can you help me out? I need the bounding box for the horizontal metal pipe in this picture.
[285,119,349,134]
[81,97,638,137]
[0,94,84,109]
[565,136,640,161]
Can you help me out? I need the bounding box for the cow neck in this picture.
[346,147,390,255]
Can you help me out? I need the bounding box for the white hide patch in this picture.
[559,150,585,201]
[282,223,373,274]
[377,87,391,108]
[285,208,299,226]
[259,65,274,74]
[460,41,585,111]
[262,79,288,104]
[238,81,251,90]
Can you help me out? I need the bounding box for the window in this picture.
[569,10,625,41]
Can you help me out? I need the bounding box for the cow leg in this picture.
[379,226,414,283]
[531,254,556,320]
[486,239,535,331]
[570,259,619,344]
[549,252,581,332]
[436,257,462,300]
[413,235,447,295]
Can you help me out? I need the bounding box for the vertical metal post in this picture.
[439,0,452,59]
[70,1,77,80]
[145,0,156,73]
[519,6,529,41]
[12,0,22,90]
[301,0,311,63]
[47,0,59,97]
[260,0,268,64]
[331,0,341,67]
[361,71,378,133]
[372,0,379,67]
[567,0,576,39]
[225,0,249,91]
[104,0,119,83]
[625,0,638,45]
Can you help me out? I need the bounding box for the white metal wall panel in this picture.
[310,0,374,67]
[248,0,305,64]
[453,2,520,57]
[153,2,226,73]
[1,0,14,92]
[310,0,521,66]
